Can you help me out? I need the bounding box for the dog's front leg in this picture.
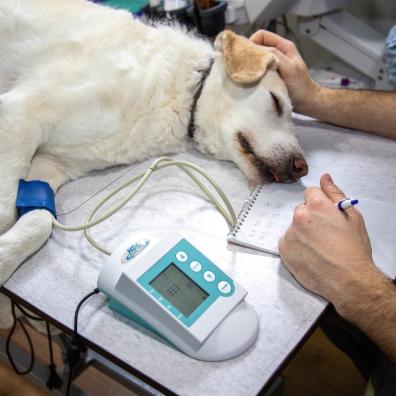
[0,154,70,328]
[0,95,46,235]
[0,145,36,235]
[0,154,69,284]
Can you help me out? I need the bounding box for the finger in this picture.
[249,30,285,49]
[320,174,361,217]
[261,46,288,64]
[249,30,298,56]
[303,186,329,208]
[320,173,347,204]
[294,202,306,211]
[249,30,265,44]
[256,46,292,79]
[292,202,311,227]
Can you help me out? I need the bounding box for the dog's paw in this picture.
[0,209,53,285]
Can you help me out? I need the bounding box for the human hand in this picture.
[279,173,386,320]
[249,30,320,113]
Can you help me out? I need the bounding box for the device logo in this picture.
[121,240,150,263]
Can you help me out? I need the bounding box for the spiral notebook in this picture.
[227,182,396,278]
[227,182,305,256]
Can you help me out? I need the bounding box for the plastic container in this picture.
[187,1,227,37]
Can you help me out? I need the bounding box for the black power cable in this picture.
[5,301,62,388]
[46,321,63,389]
[66,288,100,396]
[6,302,36,375]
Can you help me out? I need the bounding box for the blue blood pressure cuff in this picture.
[16,179,57,219]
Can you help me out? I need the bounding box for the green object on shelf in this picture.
[102,0,149,14]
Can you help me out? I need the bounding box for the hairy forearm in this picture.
[297,84,396,139]
[335,267,396,363]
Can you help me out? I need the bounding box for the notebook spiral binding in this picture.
[229,186,263,237]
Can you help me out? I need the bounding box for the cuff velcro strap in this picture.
[16,179,57,219]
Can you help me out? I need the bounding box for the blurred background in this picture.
[92,0,396,91]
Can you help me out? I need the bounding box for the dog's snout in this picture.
[236,133,308,183]
[262,153,308,183]
[290,154,308,180]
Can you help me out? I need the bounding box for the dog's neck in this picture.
[188,58,214,139]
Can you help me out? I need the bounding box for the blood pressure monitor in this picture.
[97,231,259,361]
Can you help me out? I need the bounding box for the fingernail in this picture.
[325,174,333,184]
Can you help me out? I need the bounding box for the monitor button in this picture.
[190,261,202,272]
[176,251,188,262]
[218,281,232,294]
[203,271,216,282]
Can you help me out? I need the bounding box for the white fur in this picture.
[0,0,307,324]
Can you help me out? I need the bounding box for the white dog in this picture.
[0,0,308,308]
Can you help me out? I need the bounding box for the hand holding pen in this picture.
[279,173,375,315]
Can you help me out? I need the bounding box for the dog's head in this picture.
[194,30,308,184]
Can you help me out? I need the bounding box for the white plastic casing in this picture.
[97,231,259,361]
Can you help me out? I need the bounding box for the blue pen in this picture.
[336,197,359,211]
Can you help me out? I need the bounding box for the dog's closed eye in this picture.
[270,92,283,117]
[237,131,276,182]
[237,132,254,155]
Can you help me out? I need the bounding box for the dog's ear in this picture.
[214,30,278,85]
